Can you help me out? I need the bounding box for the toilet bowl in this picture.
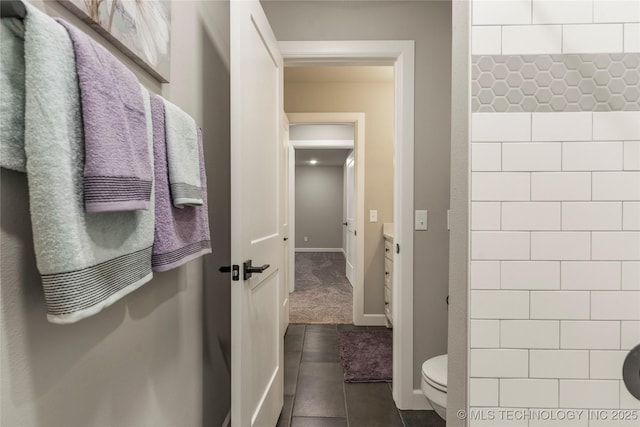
[421,354,447,420]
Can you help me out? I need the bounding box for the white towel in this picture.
[0,5,155,324]
[162,99,203,207]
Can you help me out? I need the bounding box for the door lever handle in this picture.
[343,222,348,226]
[243,260,270,280]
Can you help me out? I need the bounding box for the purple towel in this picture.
[57,19,152,213]
[150,95,212,271]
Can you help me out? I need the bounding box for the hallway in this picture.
[278,324,445,427]
[290,253,353,324]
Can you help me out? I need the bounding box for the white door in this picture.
[345,151,356,284]
[231,1,284,425]
[280,114,290,333]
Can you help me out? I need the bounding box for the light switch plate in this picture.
[370,210,378,223]
[415,210,427,230]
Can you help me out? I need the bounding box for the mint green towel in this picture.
[162,99,203,207]
[0,19,25,171]
[0,5,155,324]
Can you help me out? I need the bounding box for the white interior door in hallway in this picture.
[230,0,284,425]
[344,151,356,284]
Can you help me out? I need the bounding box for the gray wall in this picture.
[0,1,231,426]
[263,0,452,388]
[295,165,344,249]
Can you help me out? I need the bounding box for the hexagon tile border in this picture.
[472,54,640,112]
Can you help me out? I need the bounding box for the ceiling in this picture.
[285,66,394,83]
[295,149,352,167]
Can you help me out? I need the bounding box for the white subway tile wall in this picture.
[471,260,501,289]
[502,143,561,171]
[560,321,621,350]
[594,0,640,23]
[625,23,640,51]
[529,349,590,379]
[472,26,502,55]
[529,291,590,319]
[561,261,622,290]
[561,202,622,231]
[472,143,502,171]
[562,142,624,171]
[472,0,532,26]
[501,202,561,230]
[622,262,640,290]
[530,232,591,260]
[622,202,640,230]
[473,1,640,54]
[621,321,640,349]
[470,319,501,348]
[500,320,560,348]
[590,291,640,319]
[531,112,593,141]
[472,202,502,230]
[559,380,621,408]
[562,24,624,54]
[502,25,562,55]
[501,261,560,289]
[593,112,640,140]
[532,0,593,25]
[620,381,640,409]
[500,378,559,408]
[470,1,640,418]
[469,378,500,406]
[589,351,628,379]
[624,142,640,170]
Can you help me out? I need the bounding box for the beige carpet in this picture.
[290,252,353,324]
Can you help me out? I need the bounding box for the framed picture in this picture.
[58,0,171,82]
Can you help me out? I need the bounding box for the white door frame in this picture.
[287,114,364,326]
[280,40,417,409]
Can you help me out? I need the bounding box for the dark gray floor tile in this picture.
[344,383,403,427]
[285,331,305,353]
[305,324,337,334]
[302,350,341,363]
[399,409,445,427]
[293,362,346,418]
[287,324,306,336]
[277,395,294,427]
[303,329,339,354]
[291,417,348,427]
[284,350,302,396]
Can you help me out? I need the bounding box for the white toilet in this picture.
[421,354,447,420]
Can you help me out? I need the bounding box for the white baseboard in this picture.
[295,248,343,253]
[410,389,433,410]
[354,313,387,326]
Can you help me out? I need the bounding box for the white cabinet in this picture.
[383,223,394,328]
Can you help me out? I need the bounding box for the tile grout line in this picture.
[288,326,306,427]
[340,325,352,427]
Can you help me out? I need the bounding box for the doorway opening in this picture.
[289,123,355,324]
[280,39,417,407]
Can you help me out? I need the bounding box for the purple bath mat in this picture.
[337,329,392,382]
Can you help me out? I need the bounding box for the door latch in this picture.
[243,260,270,280]
[219,265,240,281]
